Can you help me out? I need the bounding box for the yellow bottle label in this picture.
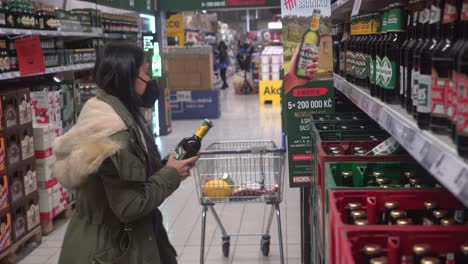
[310,16,320,31]
[194,125,210,138]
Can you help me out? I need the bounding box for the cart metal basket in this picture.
[193,139,286,264]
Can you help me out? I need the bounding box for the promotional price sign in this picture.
[282,0,334,187]
[16,36,45,76]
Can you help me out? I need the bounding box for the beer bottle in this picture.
[331,150,342,155]
[433,209,449,224]
[381,3,407,104]
[356,14,371,87]
[340,21,350,77]
[417,0,445,129]
[448,0,465,140]
[371,12,384,96]
[164,119,213,162]
[455,0,468,157]
[365,14,378,90]
[296,9,321,79]
[402,171,416,185]
[380,201,399,224]
[334,24,343,74]
[351,210,367,222]
[363,244,383,263]
[346,202,363,224]
[367,171,385,186]
[397,218,414,225]
[401,1,418,108]
[423,201,438,225]
[341,171,354,187]
[401,255,415,264]
[376,177,391,186]
[441,218,456,226]
[347,17,357,82]
[413,0,432,117]
[377,6,392,99]
[413,244,432,264]
[421,257,441,264]
[370,256,389,264]
[406,0,425,112]
[390,209,407,224]
[430,0,459,133]
[455,244,468,264]
[355,219,370,225]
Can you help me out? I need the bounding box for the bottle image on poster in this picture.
[296,9,321,79]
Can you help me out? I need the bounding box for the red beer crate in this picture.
[328,190,468,264]
[312,140,413,260]
[339,228,468,264]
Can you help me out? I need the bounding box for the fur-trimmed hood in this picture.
[53,98,127,188]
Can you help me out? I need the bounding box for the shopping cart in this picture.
[193,137,286,264]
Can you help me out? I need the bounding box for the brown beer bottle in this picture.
[346,202,363,224]
[406,0,425,112]
[401,1,418,108]
[430,0,459,133]
[455,244,468,264]
[340,21,350,77]
[370,256,389,264]
[413,244,432,264]
[421,257,441,264]
[371,11,384,96]
[376,6,392,99]
[423,201,438,225]
[412,0,432,117]
[381,3,407,104]
[381,201,399,224]
[363,244,383,263]
[417,0,445,129]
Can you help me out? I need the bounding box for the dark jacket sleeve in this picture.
[99,155,181,223]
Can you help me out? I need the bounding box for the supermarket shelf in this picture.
[0,28,136,39]
[333,74,468,206]
[0,63,94,80]
[331,0,393,23]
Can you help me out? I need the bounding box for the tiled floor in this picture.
[19,78,301,264]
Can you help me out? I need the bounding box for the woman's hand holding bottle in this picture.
[166,152,200,181]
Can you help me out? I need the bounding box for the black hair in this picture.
[94,42,162,173]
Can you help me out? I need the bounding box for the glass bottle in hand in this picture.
[171,119,213,161]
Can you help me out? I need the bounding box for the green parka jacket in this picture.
[53,90,181,264]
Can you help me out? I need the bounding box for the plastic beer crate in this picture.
[311,121,382,132]
[339,227,468,264]
[315,130,391,141]
[328,190,468,264]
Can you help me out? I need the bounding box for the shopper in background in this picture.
[53,42,199,264]
[218,41,230,89]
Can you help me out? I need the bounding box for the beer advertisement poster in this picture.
[281,0,334,187]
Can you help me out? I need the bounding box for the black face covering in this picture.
[138,76,160,108]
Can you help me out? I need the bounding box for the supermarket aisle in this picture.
[19,80,301,264]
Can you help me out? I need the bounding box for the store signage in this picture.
[166,13,185,46]
[16,36,45,76]
[259,80,282,105]
[282,0,334,188]
[159,0,280,11]
[81,0,153,14]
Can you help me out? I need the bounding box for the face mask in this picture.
[138,76,160,108]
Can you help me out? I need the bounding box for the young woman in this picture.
[54,42,198,264]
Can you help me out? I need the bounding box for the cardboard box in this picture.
[11,203,26,242]
[5,134,21,170]
[8,169,24,206]
[22,163,37,196]
[0,212,11,253]
[36,156,56,189]
[33,125,52,159]
[20,126,34,161]
[17,91,32,126]
[31,91,51,126]
[38,182,58,222]
[0,175,8,213]
[0,137,6,172]
[25,192,39,231]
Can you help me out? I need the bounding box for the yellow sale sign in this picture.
[259,80,282,105]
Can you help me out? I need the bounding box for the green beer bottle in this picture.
[163,119,213,164]
[296,9,321,78]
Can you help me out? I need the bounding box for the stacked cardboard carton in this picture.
[31,83,74,226]
[164,47,214,91]
[0,87,39,247]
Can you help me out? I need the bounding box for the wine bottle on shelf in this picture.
[163,119,213,164]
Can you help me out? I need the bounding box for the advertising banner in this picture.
[159,0,280,11]
[281,0,334,187]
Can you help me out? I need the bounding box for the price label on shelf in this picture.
[431,154,467,201]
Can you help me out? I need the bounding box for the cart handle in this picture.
[198,134,287,155]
